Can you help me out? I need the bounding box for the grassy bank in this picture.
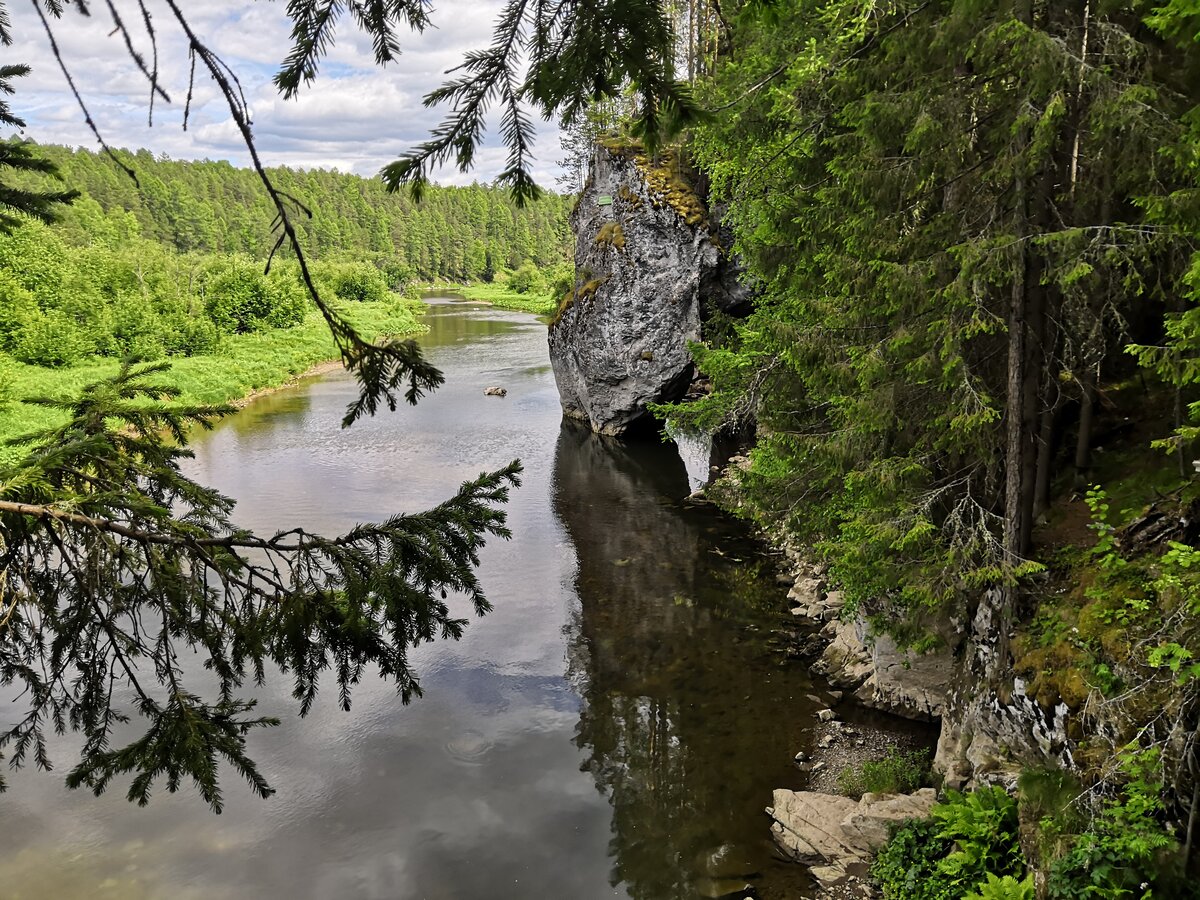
[0,300,426,468]
[452,282,558,316]
[421,274,559,317]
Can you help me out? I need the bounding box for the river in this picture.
[0,298,825,899]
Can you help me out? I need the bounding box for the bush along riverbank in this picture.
[0,299,426,468]
[0,209,435,466]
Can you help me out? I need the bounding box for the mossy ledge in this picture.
[598,137,707,228]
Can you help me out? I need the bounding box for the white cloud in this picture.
[5,0,566,187]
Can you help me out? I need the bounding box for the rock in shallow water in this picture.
[695,843,760,879]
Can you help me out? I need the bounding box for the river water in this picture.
[0,298,826,899]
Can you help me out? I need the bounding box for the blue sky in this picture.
[6,1,565,186]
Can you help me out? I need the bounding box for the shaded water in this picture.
[0,299,825,899]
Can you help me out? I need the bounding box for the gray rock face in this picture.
[767,788,938,888]
[548,144,721,435]
[933,591,1072,789]
[781,554,952,722]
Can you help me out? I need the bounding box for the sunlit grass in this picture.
[0,300,426,468]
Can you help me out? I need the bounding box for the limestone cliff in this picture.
[548,142,745,435]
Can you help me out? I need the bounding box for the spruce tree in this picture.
[0,362,521,811]
[680,0,1198,641]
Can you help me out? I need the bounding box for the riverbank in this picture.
[0,299,426,467]
[420,280,559,316]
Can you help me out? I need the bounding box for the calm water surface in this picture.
[1,299,825,899]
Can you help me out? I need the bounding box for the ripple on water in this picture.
[444,729,494,765]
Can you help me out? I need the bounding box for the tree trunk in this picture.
[1074,377,1095,491]
[1001,0,1037,661]
[1034,396,1057,520]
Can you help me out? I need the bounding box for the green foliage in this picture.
[317,260,391,304]
[11,141,572,281]
[0,67,78,231]
[0,303,426,469]
[872,817,957,900]
[12,309,93,367]
[872,787,1023,900]
[1018,767,1086,875]
[548,262,575,300]
[669,0,1199,645]
[965,874,1035,900]
[202,257,308,334]
[454,280,559,316]
[509,259,545,294]
[1046,748,1185,899]
[836,748,930,798]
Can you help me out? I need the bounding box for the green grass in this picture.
[836,748,931,799]
[0,299,425,468]
[423,279,558,316]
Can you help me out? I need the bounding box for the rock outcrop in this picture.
[933,591,1073,788]
[548,142,739,435]
[767,788,938,890]
[782,557,953,722]
[785,550,1071,786]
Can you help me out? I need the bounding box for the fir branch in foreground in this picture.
[0,362,521,811]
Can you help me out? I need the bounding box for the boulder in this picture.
[548,142,734,435]
[766,788,937,881]
[812,617,951,722]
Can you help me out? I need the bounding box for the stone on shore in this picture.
[766,788,937,888]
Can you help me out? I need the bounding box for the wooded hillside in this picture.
[18,142,572,281]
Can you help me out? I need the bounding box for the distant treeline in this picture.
[21,142,573,280]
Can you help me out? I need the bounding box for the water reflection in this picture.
[1,300,821,900]
[553,422,816,899]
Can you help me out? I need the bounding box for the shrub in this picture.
[871,787,1023,900]
[203,258,306,333]
[324,261,390,303]
[548,262,575,300]
[380,258,415,290]
[13,309,93,367]
[204,260,273,334]
[0,271,37,352]
[264,274,308,328]
[171,316,221,357]
[872,817,956,900]
[837,748,930,798]
[1046,748,1189,899]
[965,873,1034,900]
[104,297,167,360]
[508,259,543,294]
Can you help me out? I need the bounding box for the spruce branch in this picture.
[0,363,522,807]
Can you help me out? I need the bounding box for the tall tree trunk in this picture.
[1001,0,1037,661]
[1075,377,1095,491]
[1034,394,1058,519]
[1019,272,1044,553]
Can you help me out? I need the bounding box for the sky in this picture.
[5,1,565,186]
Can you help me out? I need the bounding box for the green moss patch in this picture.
[595,222,626,250]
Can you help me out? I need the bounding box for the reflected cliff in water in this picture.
[552,422,817,899]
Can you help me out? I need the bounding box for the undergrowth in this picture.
[0,300,425,466]
[837,749,930,799]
